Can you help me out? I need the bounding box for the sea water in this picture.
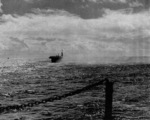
[0,59,106,120]
[0,59,149,120]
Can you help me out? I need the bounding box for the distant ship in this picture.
[49,50,63,63]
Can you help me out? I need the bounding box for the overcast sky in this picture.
[0,0,149,63]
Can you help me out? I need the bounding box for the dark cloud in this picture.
[1,0,146,19]
[1,0,31,15]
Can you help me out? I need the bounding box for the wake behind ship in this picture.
[49,51,63,63]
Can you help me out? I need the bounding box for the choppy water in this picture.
[0,59,105,120]
[0,59,149,120]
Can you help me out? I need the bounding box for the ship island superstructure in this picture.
[49,50,63,63]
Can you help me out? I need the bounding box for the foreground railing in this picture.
[0,78,114,120]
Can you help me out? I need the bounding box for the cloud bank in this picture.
[0,7,149,63]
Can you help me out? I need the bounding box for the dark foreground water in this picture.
[0,60,150,120]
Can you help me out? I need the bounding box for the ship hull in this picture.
[49,51,63,63]
[49,56,62,63]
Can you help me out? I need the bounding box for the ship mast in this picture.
[61,50,63,57]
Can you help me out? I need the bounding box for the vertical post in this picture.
[104,79,114,120]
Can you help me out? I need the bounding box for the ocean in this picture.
[0,59,149,120]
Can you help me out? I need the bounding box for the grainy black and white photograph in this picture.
[0,0,150,120]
